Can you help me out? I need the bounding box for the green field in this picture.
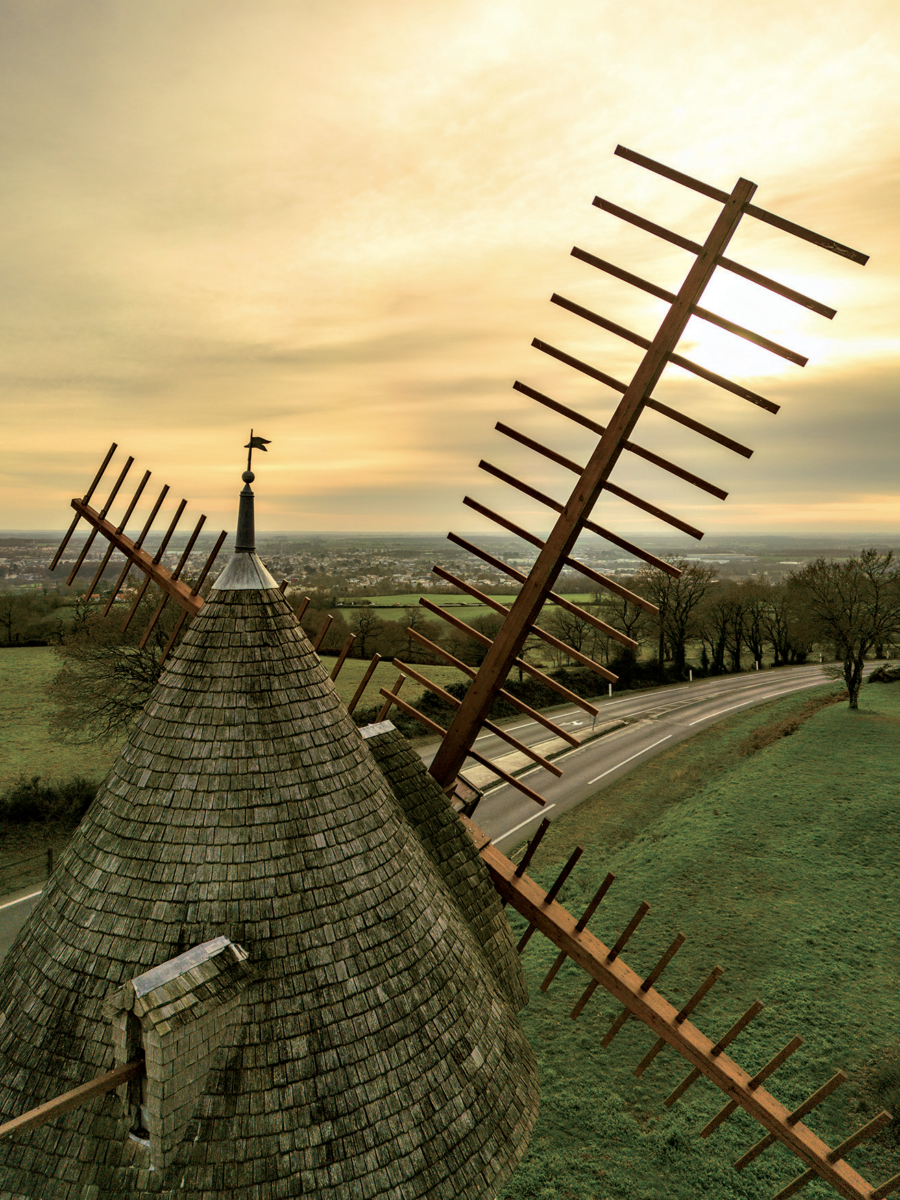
[0,646,466,793]
[0,648,122,791]
[500,681,900,1199]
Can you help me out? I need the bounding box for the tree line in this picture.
[541,550,900,709]
[9,548,898,745]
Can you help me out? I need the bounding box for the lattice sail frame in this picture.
[44,148,896,1200]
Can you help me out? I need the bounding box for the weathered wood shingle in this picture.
[0,583,538,1199]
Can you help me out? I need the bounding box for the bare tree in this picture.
[787,550,900,708]
[638,560,715,675]
[350,608,385,659]
[46,594,188,742]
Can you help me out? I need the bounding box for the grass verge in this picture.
[500,680,900,1198]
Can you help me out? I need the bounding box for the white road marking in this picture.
[587,734,672,785]
[687,680,823,726]
[0,890,42,912]
[494,805,557,844]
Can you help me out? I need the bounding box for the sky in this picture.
[2,0,898,545]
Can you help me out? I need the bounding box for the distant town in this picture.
[2,530,899,598]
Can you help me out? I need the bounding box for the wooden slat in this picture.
[100,485,170,616]
[613,144,869,265]
[772,1113,893,1200]
[494,424,705,539]
[700,1037,805,1138]
[548,294,780,414]
[138,514,207,649]
[0,1059,143,1139]
[607,901,650,962]
[121,499,187,632]
[462,496,659,614]
[518,847,584,951]
[514,371,729,498]
[446,531,639,648]
[734,1071,847,1171]
[313,613,333,651]
[65,456,135,585]
[49,444,118,570]
[389,658,563,777]
[347,653,382,714]
[592,197,838,319]
[533,336,629,393]
[666,1000,765,1107]
[430,565,617,682]
[479,440,682,577]
[329,634,356,681]
[377,675,405,721]
[570,246,809,366]
[83,469,152,601]
[645,397,754,458]
[418,598,600,716]
[406,627,579,746]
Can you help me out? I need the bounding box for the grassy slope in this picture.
[500,682,900,1199]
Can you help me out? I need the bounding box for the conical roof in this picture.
[0,570,538,1197]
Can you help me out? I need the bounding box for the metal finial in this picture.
[235,431,272,554]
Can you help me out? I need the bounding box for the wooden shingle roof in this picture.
[0,579,538,1198]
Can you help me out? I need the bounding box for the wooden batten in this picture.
[644,397,754,458]
[138,514,207,649]
[389,658,563,778]
[405,627,578,746]
[329,633,356,680]
[347,652,382,714]
[66,456,135,585]
[313,613,333,650]
[612,145,868,265]
[418,598,600,715]
[446,531,639,648]
[511,377,728,498]
[430,564,617,682]
[0,1060,143,1140]
[547,293,779,414]
[462,497,659,614]
[49,443,118,570]
[479,450,681,577]
[493,424,706,538]
[569,247,808,366]
[591,195,838,319]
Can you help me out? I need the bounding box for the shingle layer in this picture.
[0,586,538,1199]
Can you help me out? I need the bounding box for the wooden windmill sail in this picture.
[33,146,899,1200]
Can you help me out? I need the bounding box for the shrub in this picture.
[0,774,99,825]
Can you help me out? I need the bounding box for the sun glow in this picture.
[674,271,819,381]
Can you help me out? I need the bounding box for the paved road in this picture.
[0,664,835,956]
[419,663,836,848]
[0,884,42,960]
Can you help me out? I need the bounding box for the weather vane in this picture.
[243,429,271,477]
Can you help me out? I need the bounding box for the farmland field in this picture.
[0,646,467,793]
[0,647,122,790]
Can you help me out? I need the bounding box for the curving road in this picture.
[419,663,837,848]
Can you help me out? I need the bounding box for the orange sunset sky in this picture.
[2,0,898,540]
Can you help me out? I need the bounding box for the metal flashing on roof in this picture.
[210,550,278,590]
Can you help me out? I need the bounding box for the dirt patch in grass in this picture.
[738,689,847,756]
